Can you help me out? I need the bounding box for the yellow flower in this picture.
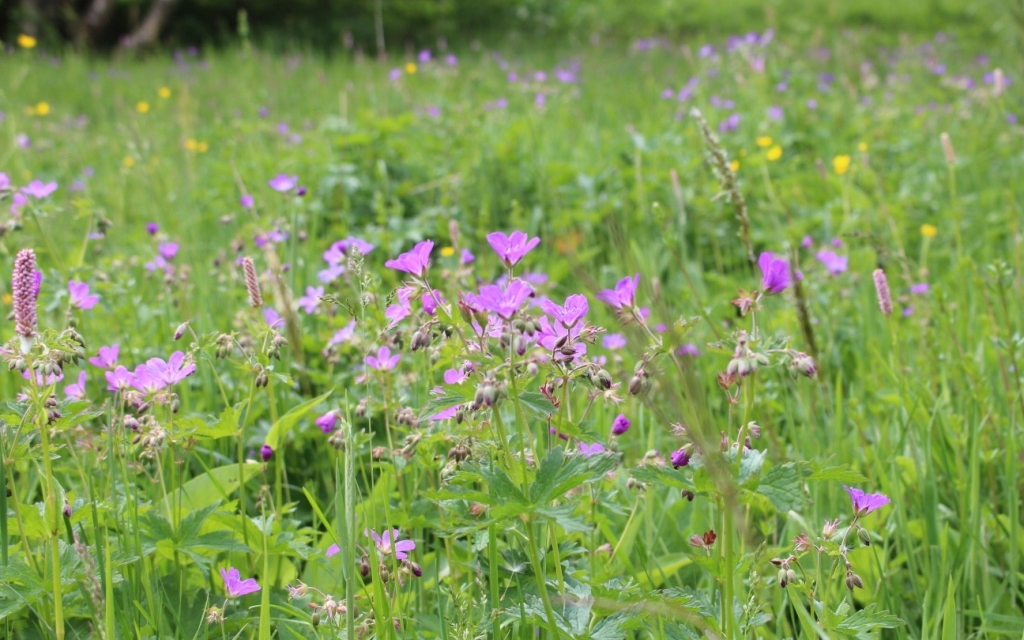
[766,145,782,161]
[440,246,456,257]
[405,62,418,74]
[136,101,150,114]
[184,139,198,151]
[858,142,868,152]
[17,34,37,49]
[197,142,209,153]
[730,159,740,172]
[756,136,773,148]
[34,101,50,116]
[920,224,938,238]
[2,293,12,305]
[123,156,136,168]
[158,87,172,99]
[832,155,852,175]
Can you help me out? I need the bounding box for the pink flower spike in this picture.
[220,567,261,598]
[68,280,99,310]
[844,486,891,516]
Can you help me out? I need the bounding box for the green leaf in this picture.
[941,578,957,640]
[201,402,248,439]
[516,392,557,418]
[757,463,803,512]
[536,504,591,533]
[806,464,868,484]
[835,603,905,634]
[158,463,262,521]
[529,448,619,506]
[739,448,766,484]
[264,389,333,449]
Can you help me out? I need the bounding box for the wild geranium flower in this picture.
[443,367,468,385]
[268,174,298,192]
[144,351,196,387]
[758,252,791,294]
[220,567,260,598]
[597,274,640,310]
[611,413,631,436]
[385,287,415,329]
[158,242,179,261]
[327,319,356,348]
[89,344,119,368]
[602,333,627,350]
[105,366,135,391]
[68,280,99,310]
[131,365,167,395]
[366,528,415,560]
[671,448,691,468]
[240,194,254,208]
[64,371,87,400]
[22,180,57,198]
[910,283,930,295]
[365,346,401,372]
[844,487,891,516]
[316,410,339,433]
[385,240,433,278]
[296,286,324,314]
[815,251,848,276]
[469,280,534,320]
[23,368,64,386]
[486,231,541,268]
[539,294,588,328]
[578,442,606,457]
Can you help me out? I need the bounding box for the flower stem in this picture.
[38,408,65,640]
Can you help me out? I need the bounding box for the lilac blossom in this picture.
[64,371,87,400]
[539,293,588,328]
[365,346,401,372]
[597,274,640,309]
[486,231,541,268]
[468,280,534,320]
[815,251,848,276]
[296,286,324,314]
[89,344,119,369]
[844,486,891,516]
[220,567,261,598]
[758,252,791,294]
[385,240,433,278]
[268,174,298,192]
[22,180,58,198]
[366,528,415,560]
[68,280,100,310]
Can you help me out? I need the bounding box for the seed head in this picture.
[872,269,893,316]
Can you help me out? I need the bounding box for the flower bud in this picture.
[174,321,189,341]
[255,368,269,388]
[670,448,690,468]
[260,444,274,462]
[791,352,817,378]
[378,564,390,583]
[594,368,613,390]
[786,569,797,585]
[410,329,430,352]
[845,570,864,590]
[857,527,872,547]
[778,568,788,588]
[359,559,371,578]
[408,562,422,577]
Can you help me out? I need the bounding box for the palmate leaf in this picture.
[835,603,906,635]
[757,463,804,512]
[529,448,619,505]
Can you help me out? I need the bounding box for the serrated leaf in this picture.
[835,603,905,633]
[264,389,333,449]
[530,448,619,506]
[201,402,247,439]
[739,448,765,484]
[516,392,557,417]
[537,504,591,533]
[757,463,803,512]
[806,464,868,484]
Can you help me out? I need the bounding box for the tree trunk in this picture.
[120,0,180,50]
[76,0,116,48]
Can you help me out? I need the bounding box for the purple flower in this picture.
[597,274,640,310]
[385,240,433,278]
[460,248,475,264]
[23,368,64,386]
[366,528,415,560]
[316,410,339,433]
[844,486,891,516]
[105,366,135,392]
[158,242,179,260]
[0,173,9,191]
[801,235,813,248]
[767,105,784,120]
[68,280,100,310]
[144,351,196,386]
[297,286,324,314]
[719,113,741,133]
[22,180,58,198]
[64,371,87,400]
[815,251,848,276]
[486,231,541,268]
[539,294,588,328]
[611,413,631,436]
[578,442,606,457]
[758,252,791,295]
[12,248,39,339]
[602,333,627,350]
[676,343,700,357]
[327,319,356,348]
[671,448,690,468]
[240,194,254,208]
[443,368,467,385]
[146,222,159,235]
[263,308,284,329]
[268,174,298,192]
[468,280,534,320]
[220,567,261,598]
[910,283,930,295]
[365,346,401,372]
[89,344,119,369]
[260,444,274,461]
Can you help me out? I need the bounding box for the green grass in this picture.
[0,21,1022,640]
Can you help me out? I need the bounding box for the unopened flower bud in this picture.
[778,568,788,588]
[857,527,872,547]
[378,564,390,583]
[410,329,430,352]
[255,368,269,388]
[408,562,422,577]
[311,612,321,627]
[787,568,797,585]
[174,321,189,341]
[594,368,613,390]
[260,444,274,462]
[791,352,817,378]
[359,559,371,578]
[63,501,72,518]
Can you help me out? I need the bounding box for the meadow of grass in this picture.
[0,21,1022,640]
